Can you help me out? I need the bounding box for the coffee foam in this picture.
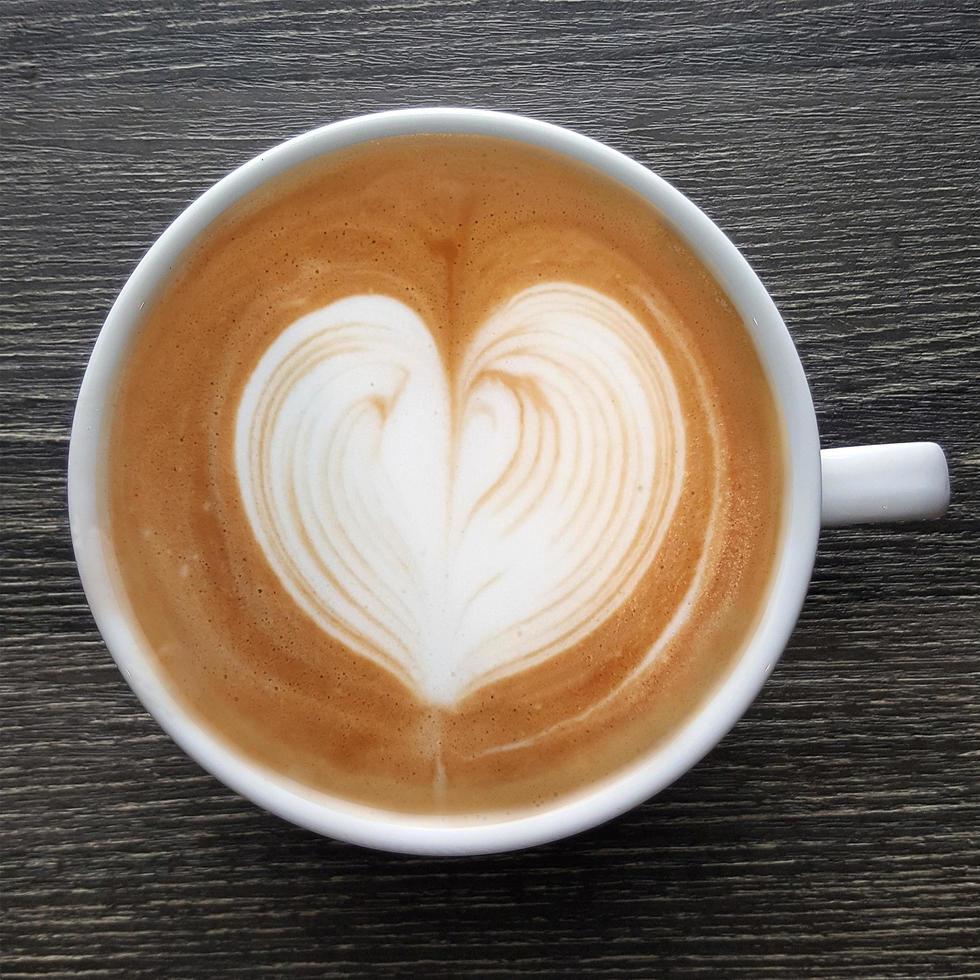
[108,134,783,814]
[236,284,685,704]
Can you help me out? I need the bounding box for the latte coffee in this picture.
[108,134,783,814]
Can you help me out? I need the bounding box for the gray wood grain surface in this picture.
[2,1,979,976]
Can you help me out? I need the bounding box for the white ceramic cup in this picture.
[68,108,950,855]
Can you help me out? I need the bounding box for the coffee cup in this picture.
[69,108,949,854]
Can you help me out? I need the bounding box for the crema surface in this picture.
[108,135,783,814]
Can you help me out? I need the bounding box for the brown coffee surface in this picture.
[108,134,783,814]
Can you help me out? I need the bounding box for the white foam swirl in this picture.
[235,283,686,704]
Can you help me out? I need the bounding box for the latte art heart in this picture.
[235,283,686,704]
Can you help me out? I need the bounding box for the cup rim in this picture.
[68,107,821,855]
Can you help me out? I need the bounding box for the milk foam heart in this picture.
[235,283,686,704]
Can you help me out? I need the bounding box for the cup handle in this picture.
[820,442,950,527]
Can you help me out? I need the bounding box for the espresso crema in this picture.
[108,135,784,813]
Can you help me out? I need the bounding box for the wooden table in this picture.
[3,2,978,976]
